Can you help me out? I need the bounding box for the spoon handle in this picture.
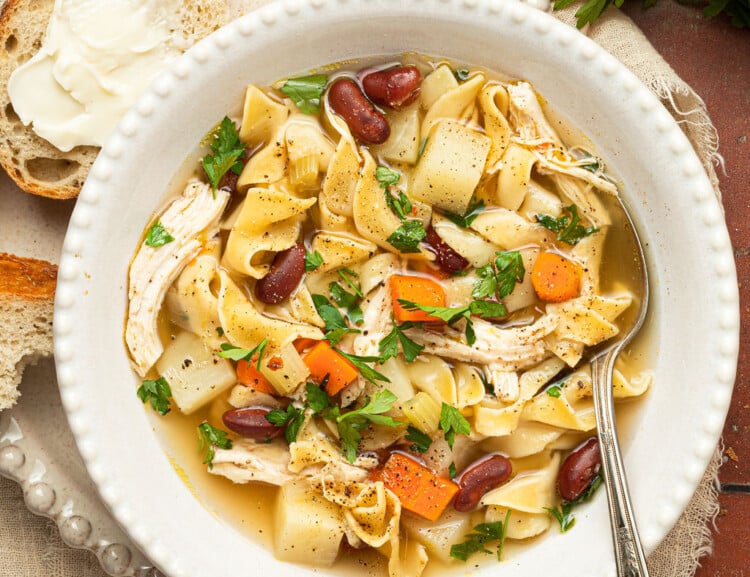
[592,348,650,577]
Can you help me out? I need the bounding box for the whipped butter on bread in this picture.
[8,0,184,152]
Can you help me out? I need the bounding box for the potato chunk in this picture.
[274,479,344,566]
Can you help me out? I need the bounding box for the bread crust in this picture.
[0,252,57,301]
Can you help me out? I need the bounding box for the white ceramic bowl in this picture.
[54,1,739,576]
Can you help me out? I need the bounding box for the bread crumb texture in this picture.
[0,253,57,409]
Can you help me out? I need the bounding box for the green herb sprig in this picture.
[217,339,268,370]
[197,422,233,469]
[144,221,175,248]
[280,74,328,114]
[450,511,513,561]
[397,299,507,346]
[137,376,172,415]
[201,116,244,192]
[537,204,598,245]
[378,318,425,363]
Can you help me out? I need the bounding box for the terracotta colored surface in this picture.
[622,2,749,574]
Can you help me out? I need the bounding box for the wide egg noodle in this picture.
[239,84,289,149]
[222,188,316,279]
[470,207,552,250]
[494,142,537,211]
[485,505,552,540]
[217,270,322,353]
[284,114,336,171]
[404,354,458,406]
[430,213,499,268]
[480,451,561,514]
[478,83,511,172]
[421,72,485,139]
[237,125,288,187]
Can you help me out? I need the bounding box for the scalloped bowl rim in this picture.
[54,1,739,576]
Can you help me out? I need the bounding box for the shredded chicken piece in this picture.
[125,180,229,376]
[406,315,557,371]
[211,439,295,485]
[352,285,393,357]
[508,82,562,149]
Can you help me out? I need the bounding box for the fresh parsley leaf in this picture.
[406,425,432,453]
[450,512,512,562]
[537,205,598,245]
[137,376,172,415]
[545,502,576,532]
[493,251,526,298]
[444,200,485,228]
[472,251,524,300]
[378,318,424,363]
[305,250,324,271]
[337,268,363,298]
[201,116,244,192]
[329,282,364,326]
[454,68,470,81]
[312,294,360,345]
[217,339,268,370]
[448,462,457,479]
[305,382,332,413]
[334,350,391,384]
[472,264,498,300]
[387,219,427,253]
[197,422,232,469]
[385,189,413,221]
[376,165,401,188]
[571,473,603,505]
[216,326,224,337]
[144,221,175,248]
[336,390,401,462]
[279,74,327,115]
[265,404,306,443]
[397,299,506,346]
[546,383,563,398]
[439,403,470,448]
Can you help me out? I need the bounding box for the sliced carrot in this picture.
[531,252,580,303]
[389,274,446,324]
[303,340,358,395]
[293,338,319,354]
[236,359,276,395]
[379,452,458,521]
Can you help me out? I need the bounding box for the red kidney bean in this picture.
[425,226,469,275]
[255,243,306,304]
[222,406,285,440]
[454,453,512,512]
[557,437,602,501]
[361,66,422,110]
[327,78,390,145]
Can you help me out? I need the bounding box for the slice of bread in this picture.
[0,253,57,410]
[0,0,233,200]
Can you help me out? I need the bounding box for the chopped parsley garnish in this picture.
[439,403,471,448]
[336,390,402,462]
[197,422,233,469]
[417,137,429,159]
[472,250,525,300]
[378,318,424,363]
[137,376,172,415]
[312,293,360,345]
[144,221,175,247]
[448,462,457,479]
[450,512,512,561]
[545,502,576,532]
[337,267,363,298]
[329,282,364,326]
[387,219,427,253]
[454,68,470,81]
[405,425,432,453]
[545,472,603,532]
[217,338,268,370]
[305,250,324,271]
[201,116,244,192]
[279,74,327,115]
[385,190,413,221]
[546,383,564,398]
[444,200,485,228]
[216,326,224,337]
[265,404,306,444]
[397,299,507,346]
[376,165,401,188]
[537,204,598,245]
[334,350,391,384]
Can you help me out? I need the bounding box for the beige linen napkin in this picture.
[0,4,724,576]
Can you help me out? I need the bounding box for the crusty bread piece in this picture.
[0,0,231,200]
[0,253,57,410]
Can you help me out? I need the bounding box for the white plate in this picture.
[54,1,739,576]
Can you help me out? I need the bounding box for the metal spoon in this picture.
[590,194,650,577]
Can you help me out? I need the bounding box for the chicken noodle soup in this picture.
[125,55,650,576]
